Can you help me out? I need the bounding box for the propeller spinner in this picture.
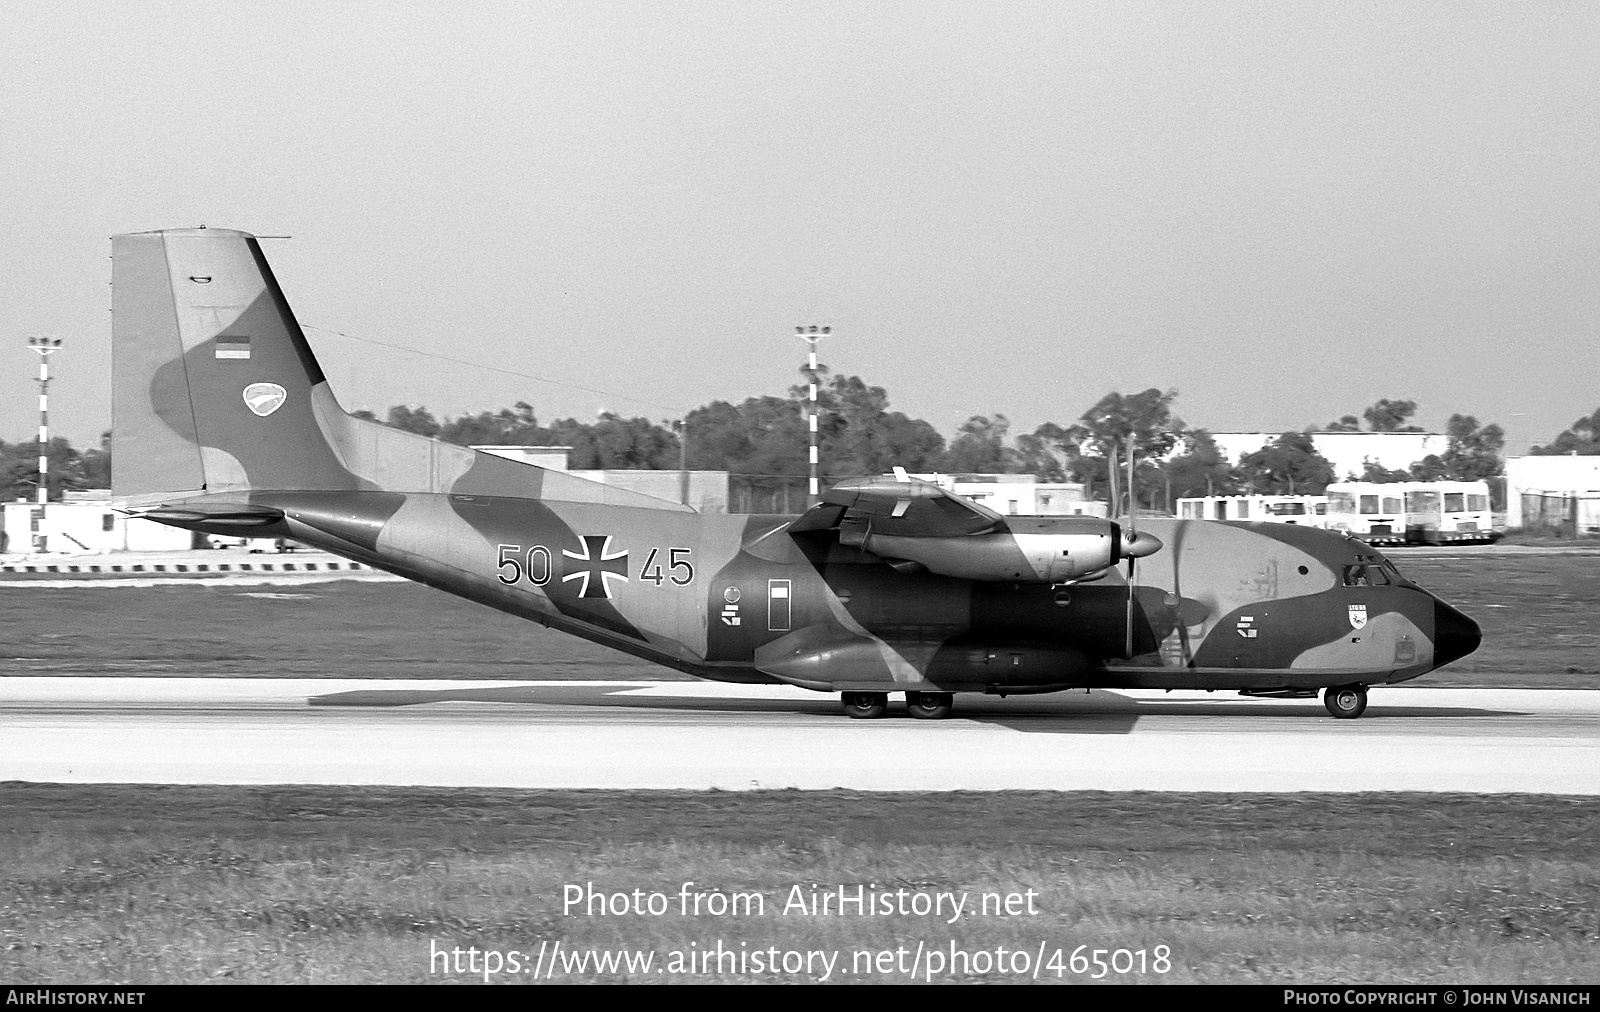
[1121,528,1162,559]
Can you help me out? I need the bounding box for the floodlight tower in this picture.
[26,336,63,505]
[796,325,830,506]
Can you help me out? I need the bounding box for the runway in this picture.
[2,677,1596,793]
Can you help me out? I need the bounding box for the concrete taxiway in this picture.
[2,677,1595,793]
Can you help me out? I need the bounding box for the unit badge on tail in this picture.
[242,382,287,417]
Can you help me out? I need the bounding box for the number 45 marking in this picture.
[639,547,694,586]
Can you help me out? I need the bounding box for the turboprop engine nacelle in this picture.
[845,516,1162,583]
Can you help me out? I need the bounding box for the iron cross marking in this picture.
[562,535,629,599]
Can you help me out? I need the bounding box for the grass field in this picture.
[2,786,1596,984]
[2,552,1596,685]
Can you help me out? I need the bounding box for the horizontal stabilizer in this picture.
[130,503,285,528]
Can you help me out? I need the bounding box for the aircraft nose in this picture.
[1433,598,1482,667]
[1122,530,1163,559]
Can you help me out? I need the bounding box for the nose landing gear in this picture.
[1323,683,1368,719]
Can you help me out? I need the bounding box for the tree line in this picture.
[0,432,111,504]
[350,382,1516,512]
[7,382,1587,510]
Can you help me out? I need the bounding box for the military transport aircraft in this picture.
[111,228,1481,720]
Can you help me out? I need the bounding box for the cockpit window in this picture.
[1343,563,1392,587]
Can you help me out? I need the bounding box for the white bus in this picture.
[1324,480,1494,545]
[1175,495,1330,527]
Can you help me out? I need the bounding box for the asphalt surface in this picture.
[2,677,1595,793]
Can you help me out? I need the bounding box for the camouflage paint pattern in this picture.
[112,228,1480,700]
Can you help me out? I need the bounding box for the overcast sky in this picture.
[3,2,1597,455]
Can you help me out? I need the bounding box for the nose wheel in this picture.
[1323,683,1368,719]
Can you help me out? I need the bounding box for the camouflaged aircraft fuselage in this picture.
[111,228,1481,717]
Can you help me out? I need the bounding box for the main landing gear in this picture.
[841,692,887,719]
[905,691,953,720]
[1323,683,1368,719]
[840,691,955,720]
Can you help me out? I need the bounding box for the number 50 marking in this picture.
[497,544,552,586]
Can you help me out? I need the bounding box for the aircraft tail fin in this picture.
[112,228,360,502]
[111,227,691,511]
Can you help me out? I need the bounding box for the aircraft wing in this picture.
[788,472,1005,539]
[789,471,1156,583]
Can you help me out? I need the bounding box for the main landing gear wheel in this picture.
[1323,684,1368,719]
[841,691,888,719]
[905,691,954,720]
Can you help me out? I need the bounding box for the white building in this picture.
[566,470,729,514]
[1503,455,1600,531]
[913,474,1108,517]
[1176,494,1329,526]
[2,491,191,556]
[472,444,730,513]
[468,445,576,470]
[1205,431,1448,480]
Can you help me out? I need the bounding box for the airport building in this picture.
[913,474,1107,517]
[1176,494,1329,526]
[472,445,730,513]
[1503,455,1600,535]
[1,490,191,556]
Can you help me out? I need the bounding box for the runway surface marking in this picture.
[2,678,1596,793]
